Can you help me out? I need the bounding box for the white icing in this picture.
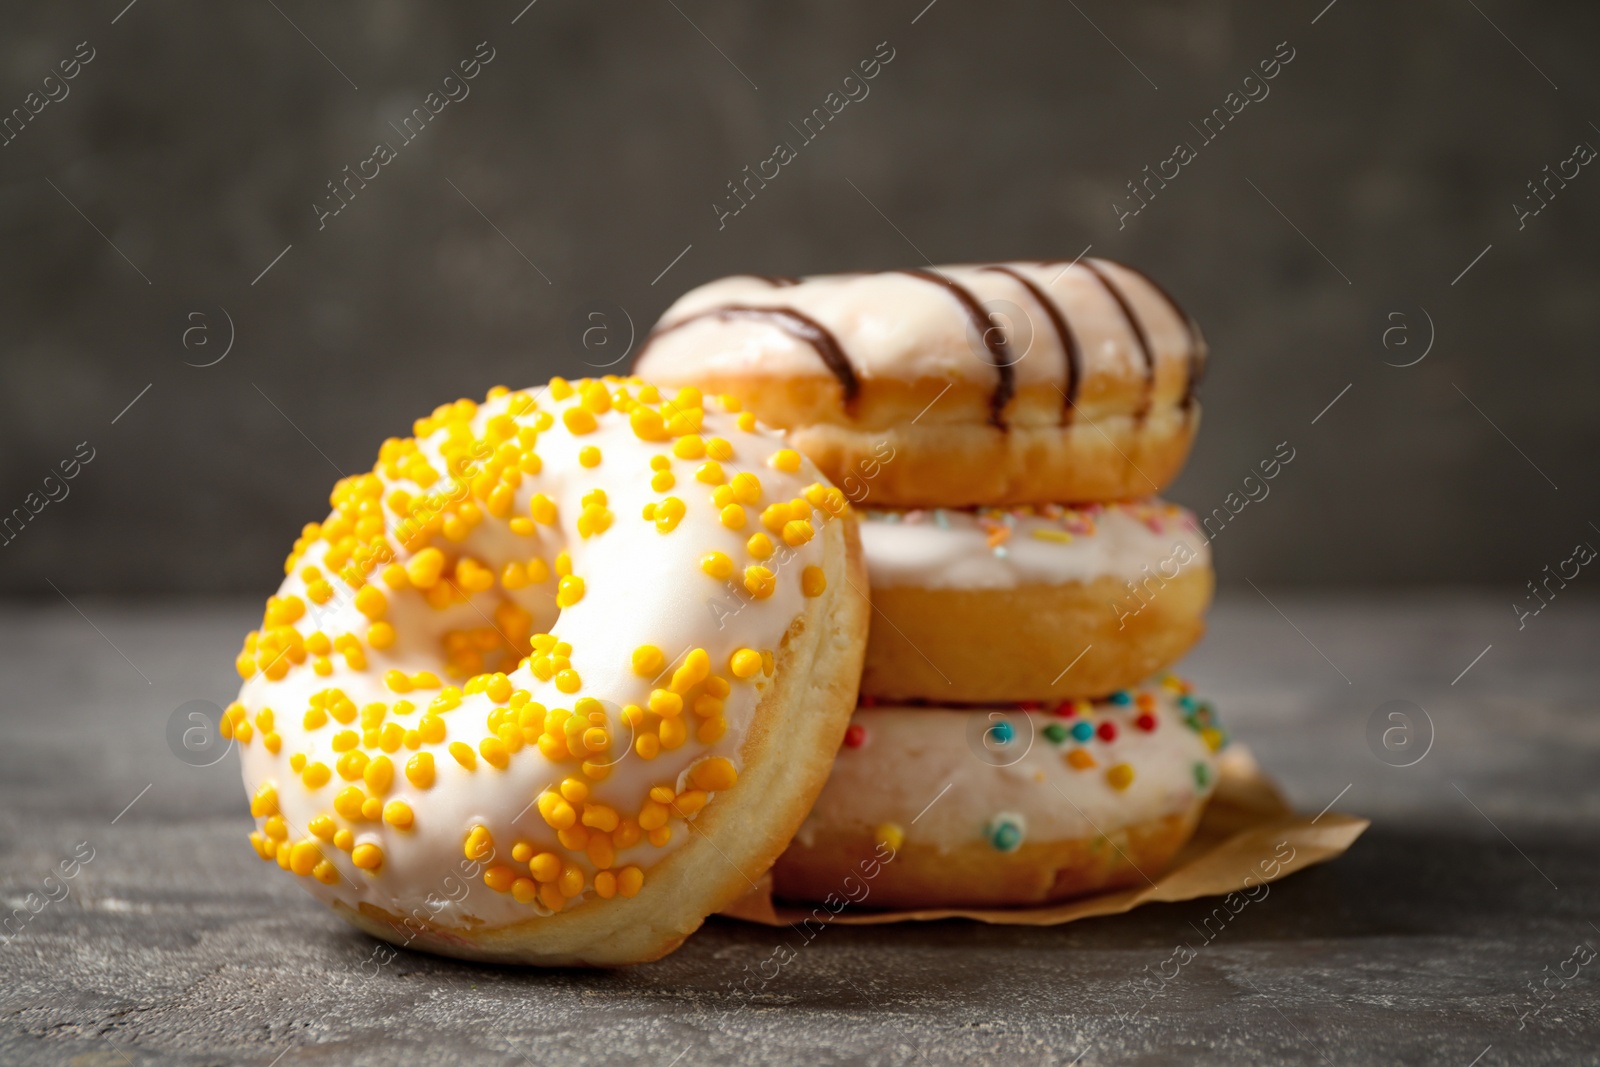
[636,260,1197,396]
[234,383,837,932]
[803,686,1220,850]
[860,501,1209,590]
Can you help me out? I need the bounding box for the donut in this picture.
[772,678,1226,908]
[858,500,1212,702]
[633,260,1206,508]
[224,377,868,966]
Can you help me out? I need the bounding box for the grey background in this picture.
[1,0,1597,596]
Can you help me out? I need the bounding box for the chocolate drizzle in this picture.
[982,265,1082,421]
[641,305,859,407]
[1080,259,1156,418]
[895,268,1017,428]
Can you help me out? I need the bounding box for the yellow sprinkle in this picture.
[354,585,387,620]
[658,716,687,750]
[630,407,667,441]
[529,493,557,525]
[1107,763,1135,790]
[729,649,762,679]
[801,565,827,597]
[250,784,278,818]
[449,741,477,769]
[737,411,757,431]
[782,519,814,547]
[406,752,435,788]
[404,547,446,589]
[288,839,322,876]
[719,504,746,529]
[617,866,644,898]
[730,472,762,504]
[760,503,790,532]
[563,406,597,434]
[301,762,331,789]
[1031,528,1075,543]
[746,532,774,560]
[874,822,905,851]
[632,645,664,676]
[654,497,686,534]
[669,648,709,693]
[579,445,601,467]
[334,786,366,820]
[695,460,724,484]
[672,435,705,460]
[701,551,734,580]
[556,575,585,608]
[771,448,801,472]
[649,689,683,717]
[690,756,738,792]
[651,470,675,492]
[479,736,510,769]
[367,621,396,649]
[744,565,776,599]
[464,825,494,861]
[383,800,414,828]
[363,755,394,794]
[538,791,577,830]
[529,852,561,882]
[351,843,384,871]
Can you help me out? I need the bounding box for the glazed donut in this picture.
[225,377,868,966]
[858,501,1212,703]
[634,260,1206,508]
[772,679,1226,908]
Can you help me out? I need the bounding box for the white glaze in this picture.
[234,382,838,931]
[796,685,1221,852]
[636,260,1198,395]
[860,501,1209,590]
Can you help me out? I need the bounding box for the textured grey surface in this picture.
[2,1,1599,595]
[2,593,1597,1066]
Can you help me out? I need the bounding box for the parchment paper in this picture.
[719,746,1367,926]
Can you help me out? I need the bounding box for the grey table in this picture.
[2,593,1596,1066]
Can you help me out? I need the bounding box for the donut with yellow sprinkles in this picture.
[228,377,868,965]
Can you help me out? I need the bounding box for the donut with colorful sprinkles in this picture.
[228,377,868,965]
[772,677,1225,908]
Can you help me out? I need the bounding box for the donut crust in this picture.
[336,518,870,966]
[862,566,1213,703]
[773,806,1204,909]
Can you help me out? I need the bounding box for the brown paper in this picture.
[718,746,1366,926]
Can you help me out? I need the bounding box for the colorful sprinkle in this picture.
[985,814,1025,852]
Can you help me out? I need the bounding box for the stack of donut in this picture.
[637,260,1228,908]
